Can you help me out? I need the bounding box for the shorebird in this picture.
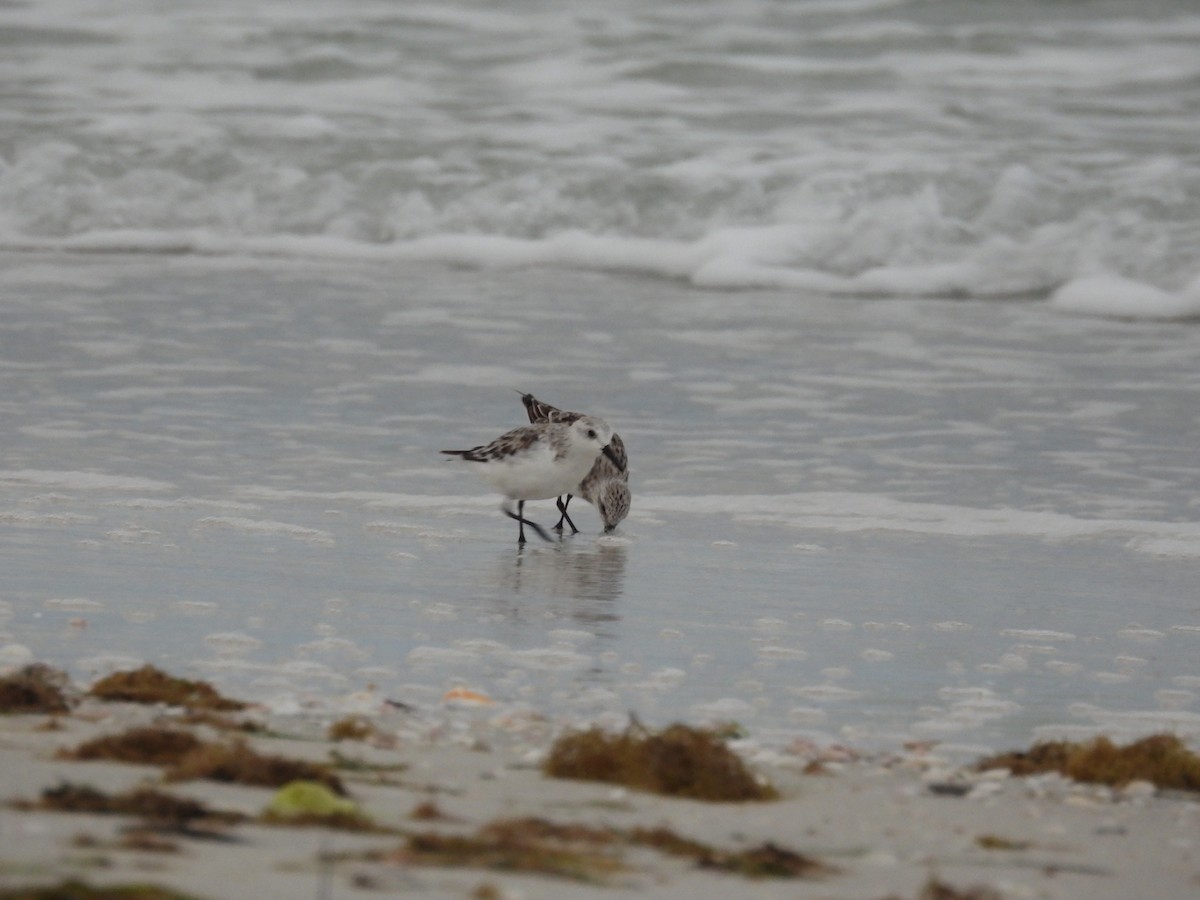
[520,392,630,534]
[442,415,623,543]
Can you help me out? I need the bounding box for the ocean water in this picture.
[4,0,1200,312]
[2,0,1200,754]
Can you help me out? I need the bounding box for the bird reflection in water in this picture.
[500,540,628,610]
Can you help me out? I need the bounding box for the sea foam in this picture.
[1050,274,1200,321]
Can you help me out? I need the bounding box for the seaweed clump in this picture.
[977,733,1200,792]
[543,721,777,801]
[629,826,825,878]
[61,727,204,766]
[327,715,387,742]
[881,876,1003,900]
[89,665,245,711]
[387,818,625,884]
[0,881,203,900]
[0,664,71,714]
[17,782,244,830]
[378,816,825,884]
[165,738,346,795]
[60,727,345,795]
[409,799,451,821]
[975,833,1032,851]
[175,710,264,733]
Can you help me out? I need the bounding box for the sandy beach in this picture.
[1,685,1197,900]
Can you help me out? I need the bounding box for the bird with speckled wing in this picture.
[442,414,623,544]
[520,392,630,535]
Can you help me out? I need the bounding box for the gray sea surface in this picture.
[4,0,1200,754]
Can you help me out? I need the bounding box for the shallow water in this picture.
[3,254,1198,753]
[4,0,1200,753]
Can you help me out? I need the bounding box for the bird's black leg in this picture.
[554,495,579,535]
[505,500,551,544]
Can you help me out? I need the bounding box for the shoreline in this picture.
[1,689,1197,900]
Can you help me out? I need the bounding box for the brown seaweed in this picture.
[88,665,244,711]
[629,826,826,877]
[0,664,71,715]
[977,733,1200,791]
[60,727,204,766]
[0,881,204,900]
[60,727,346,794]
[376,815,825,884]
[17,782,244,830]
[327,715,379,742]
[388,828,624,884]
[165,738,346,795]
[543,720,777,801]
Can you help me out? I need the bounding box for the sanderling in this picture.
[520,392,630,534]
[442,415,623,544]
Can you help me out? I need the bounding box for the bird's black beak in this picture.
[602,443,624,472]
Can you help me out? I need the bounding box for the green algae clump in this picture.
[260,779,378,831]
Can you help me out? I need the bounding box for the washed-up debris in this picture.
[0,664,71,714]
[165,738,346,795]
[543,720,777,801]
[60,727,346,794]
[902,876,1003,900]
[14,781,244,831]
[175,710,264,733]
[974,833,1033,851]
[977,733,1200,792]
[261,780,381,832]
[88,665,245,712]
[61,727,204,766]
[408,799,452,821]
[0,880,204,899]
[327,715,387,742]
[388,820,624,884]
[627,825,826,878]
[372,815,826,884]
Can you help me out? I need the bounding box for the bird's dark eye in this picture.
[587,429,596,439]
